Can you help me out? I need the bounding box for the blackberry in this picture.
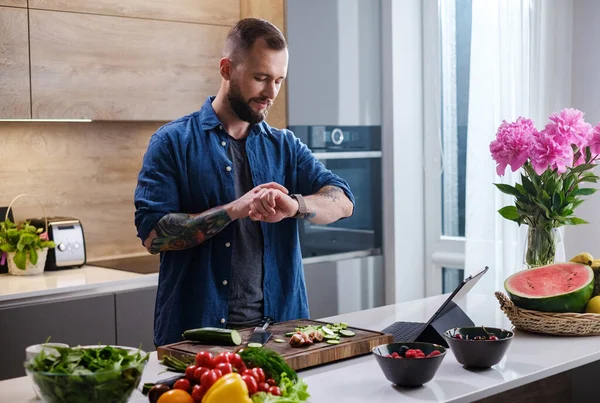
[398,345,410,357]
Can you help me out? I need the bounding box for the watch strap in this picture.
[291,194,307,218]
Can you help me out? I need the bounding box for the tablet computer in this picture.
[381,266,489,347]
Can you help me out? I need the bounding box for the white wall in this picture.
[564,0,600,259]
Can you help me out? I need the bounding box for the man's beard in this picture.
[226,78,272,125]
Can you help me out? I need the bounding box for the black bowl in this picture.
[443,327,514,369]
[372,342,447,387]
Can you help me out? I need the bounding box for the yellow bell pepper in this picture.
[202,373,253,403]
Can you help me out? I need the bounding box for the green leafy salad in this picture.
[25,345,149,403]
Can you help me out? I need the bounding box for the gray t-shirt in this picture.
[227,136,265,327]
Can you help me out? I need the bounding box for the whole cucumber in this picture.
[182,327,242,346]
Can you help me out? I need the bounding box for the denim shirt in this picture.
[134,97,355,347]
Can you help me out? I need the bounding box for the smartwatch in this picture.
[290,194,307,219]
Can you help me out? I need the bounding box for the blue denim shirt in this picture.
[134,97,355,347]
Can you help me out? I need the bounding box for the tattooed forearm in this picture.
[303,185,353,225]
[148,207,232,254]
[318,186,343,202]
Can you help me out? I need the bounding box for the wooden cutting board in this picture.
[157,319,393,371]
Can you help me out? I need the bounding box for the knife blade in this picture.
[248,317,273,346]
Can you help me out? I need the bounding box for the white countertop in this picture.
[1,293,599,402]
[0,265,158,305]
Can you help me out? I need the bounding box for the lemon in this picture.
[585,296,600,314]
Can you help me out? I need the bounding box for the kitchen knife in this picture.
[248,317,273,346]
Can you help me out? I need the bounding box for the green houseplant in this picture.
[0,219,55,274]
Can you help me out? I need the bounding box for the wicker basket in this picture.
[2,194,50,276]
[495,291,600,336]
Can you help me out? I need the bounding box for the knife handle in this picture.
[260,316,273,330]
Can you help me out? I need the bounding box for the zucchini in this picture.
[339,329,356,337]
[182,327,242,346]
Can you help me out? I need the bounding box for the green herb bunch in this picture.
[0,219,56,270]
[26,345,149,403]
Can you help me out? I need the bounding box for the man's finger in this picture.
[259,182,288,194]
[252,189,271,216]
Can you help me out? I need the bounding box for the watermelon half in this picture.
[504,262,594,313]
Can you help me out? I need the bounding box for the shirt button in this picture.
[222,280,228,286]
[226,166,232,172]
[221,141,226,146]
[220,318,226,324]
[225,242,231,248]
[218,125,223,131]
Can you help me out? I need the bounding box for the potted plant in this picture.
[0,219,56,276]
[490,108,600,268]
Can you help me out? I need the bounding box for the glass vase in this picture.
[524,226,565,268]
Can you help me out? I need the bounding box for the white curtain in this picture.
[464,0,573,294]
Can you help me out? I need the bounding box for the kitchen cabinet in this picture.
[28,0,239,26]
[0,6,30,118]
[0,1,26,7]
[115,286,157,352]
[0,294,116,381]
[241,0,288,130]
[29,10,228,120]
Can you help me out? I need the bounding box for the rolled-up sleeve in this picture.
[134,133,180,243]
[294,136,355,216]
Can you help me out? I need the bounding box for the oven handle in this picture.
[312,151,382,160]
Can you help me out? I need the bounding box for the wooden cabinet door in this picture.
[241,0,288,129]
[29,10,229,120]
[29,0,240,26]
[0,6,30,118]
[0,1,27,7]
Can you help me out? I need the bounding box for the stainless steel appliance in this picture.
[29,217,86,270]
[290,125,382,260]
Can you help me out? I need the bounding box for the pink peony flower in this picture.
[529,129,574,175]
[489,117,536,176]
[545,108,592,149]
[588,123,600,156]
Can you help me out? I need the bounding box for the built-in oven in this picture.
[290,125,382,261]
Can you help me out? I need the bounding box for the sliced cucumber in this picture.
[284,332,296,337]
[326,339,340,345]
[182,327,242,346]
[274,338,285,343]
[323,334,338,340]
[247,342,263,348]
[339,329,356,337]
[321,326,335,336]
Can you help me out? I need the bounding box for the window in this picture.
[424,0,472,295]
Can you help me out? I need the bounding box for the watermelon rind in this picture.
[504,262,594,313]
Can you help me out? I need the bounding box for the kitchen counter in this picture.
[1,292,598,402]
[0,265,158,306]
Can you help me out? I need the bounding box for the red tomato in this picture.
[266,378,277,387]
[173,378,191,392]
[241,374,258,395]
[268,386,282,396]
[212,352,230,366]
[195,351,214,368]
[252,367,266,383]
[193,366,210,383]
[200,369,222,390]
[241,369,258,383]
[257,382,270,393]
[215,362,232,375]
[227,353,245,370]
[191,384,206,403]
[185,365,197,382]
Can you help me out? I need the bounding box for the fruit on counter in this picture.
[157,389,194,403]
[585,296,600,314]
[148,384,171,403]
[202,373,252,403]
[238,346,297,383]
[504,262,594,312]
[182,327,242,346]
[570,252,594,266]
[591,259,600,297]
[385,347,441,359]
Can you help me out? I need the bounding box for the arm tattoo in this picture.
[318,186,342,202]
[150,207,232,253]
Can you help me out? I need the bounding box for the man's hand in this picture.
[226,182,289,220]
[249,189,299,223]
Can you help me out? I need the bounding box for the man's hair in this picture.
[223,18,287,64]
